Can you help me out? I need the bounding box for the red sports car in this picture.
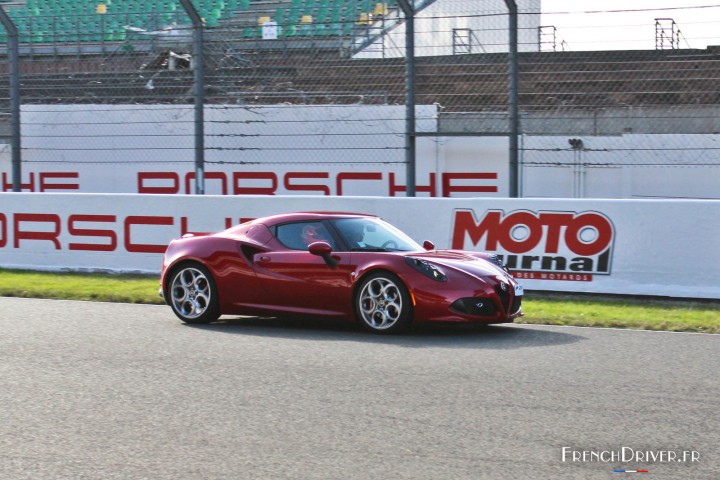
[160,212,523,333]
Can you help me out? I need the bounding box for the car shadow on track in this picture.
[184,316,585,350]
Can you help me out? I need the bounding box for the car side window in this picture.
[276,221,336,250]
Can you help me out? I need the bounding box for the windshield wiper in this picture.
[350,247,387,252]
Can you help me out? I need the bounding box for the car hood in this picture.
[403,250,510,279]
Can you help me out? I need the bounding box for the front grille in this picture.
[450,297,497,317]
[495,285,511,313]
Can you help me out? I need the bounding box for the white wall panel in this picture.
[1,193,718,299]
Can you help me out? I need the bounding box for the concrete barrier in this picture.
[1,193,718,299]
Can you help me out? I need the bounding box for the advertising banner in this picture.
[1,193,718,299]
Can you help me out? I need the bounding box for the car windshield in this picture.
[332,218,422,252]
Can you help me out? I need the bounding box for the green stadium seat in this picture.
[314,23,328,36]
[283,24,297,37]
[2,0,382,45]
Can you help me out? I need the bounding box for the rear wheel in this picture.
[168,263,220,324]
[354,272,412,334]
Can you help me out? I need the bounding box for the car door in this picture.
[251,220,355,317]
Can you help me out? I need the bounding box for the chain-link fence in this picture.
[1,0,719,197]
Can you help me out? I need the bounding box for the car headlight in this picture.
[405,257,447,282]
[487,254,510,273]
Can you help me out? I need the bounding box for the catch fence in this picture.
[1,0,719,197]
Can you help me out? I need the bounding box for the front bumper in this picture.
[409,284,524,324]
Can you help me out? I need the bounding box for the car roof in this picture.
[253,212,377,226]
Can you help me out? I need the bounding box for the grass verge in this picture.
[0,269,164,305]
[0,269,718,333]
[522,293,719,334]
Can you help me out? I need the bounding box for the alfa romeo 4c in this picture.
[160,212,523,333]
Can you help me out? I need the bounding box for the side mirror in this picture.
[423,240,435,251]
[309,241,332,256]
[308,241,337,268]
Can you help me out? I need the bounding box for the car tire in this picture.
[354,272,412,334]
[167,263,220,324]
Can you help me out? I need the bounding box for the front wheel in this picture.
[167,263,220,324]
[354,272,412,334]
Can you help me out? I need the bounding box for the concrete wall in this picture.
[2,104,717,200]
[1,193,718,299]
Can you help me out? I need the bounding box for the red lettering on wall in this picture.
[388,172,437,196]
[68,214,118,251]
[538,212,574,253]
[451,209,614,257]
[185,172,228,195]
[451,210,502,250]
[124,215,174,253]
[564,212,614,257]
[284,172,331,195]
[138,172,180,194]
[233,172,277,195]
[13,213,61,249]
[442,173,497,197]
[181,217,253,235]
[0,213,6,248]
[39,172,80,191]
[498,211,544,254]
[134,170,502,197]
[181,217,212,237]
[2,172,79,192]
[2,172,35,192]
[336,172,383,196]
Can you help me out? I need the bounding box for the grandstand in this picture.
[0,0,434,48]
[4,1,717,123]
[2,1,719,202]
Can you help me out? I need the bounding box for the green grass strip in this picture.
[0,269,163,305]
[522,293,720,334]
[0,269,718,333]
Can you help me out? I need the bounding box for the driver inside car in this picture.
[344,222,366,248]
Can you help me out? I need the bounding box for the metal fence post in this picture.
[398,0,416,197]
[504,0,520,198]
[179,0,205,195]
[0,8,21,192]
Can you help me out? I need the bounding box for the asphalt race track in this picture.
[1,297,717,480]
